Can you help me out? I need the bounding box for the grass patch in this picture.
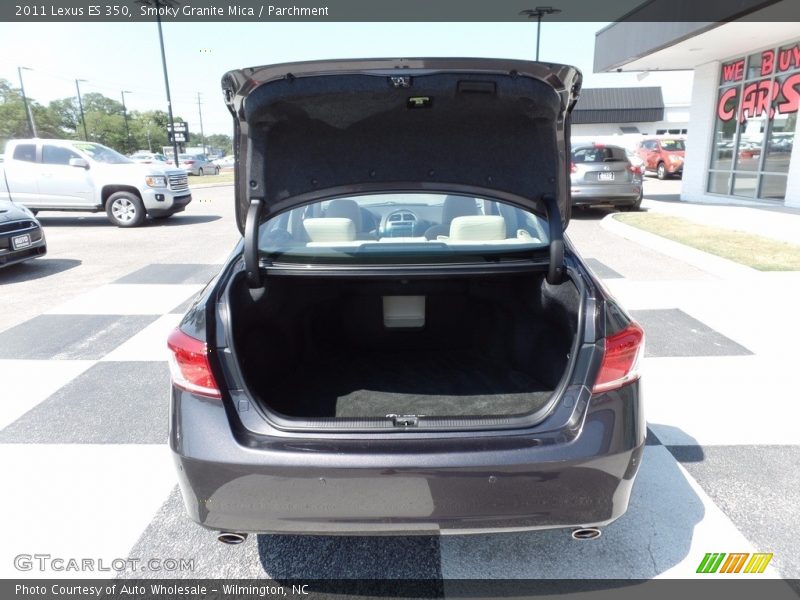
[189,171,234,185]
[614,212,800,271]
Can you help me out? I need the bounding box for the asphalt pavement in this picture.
[1,178,797,583]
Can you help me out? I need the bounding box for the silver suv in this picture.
[570,144,643,211]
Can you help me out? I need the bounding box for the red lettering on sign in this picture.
[777,44,800,73]
[739,80,781,122]
[777,73,800,114]
[717,87,738,121]
[739,82,758,121]
[761,50,775,76]
[722,59,745,83]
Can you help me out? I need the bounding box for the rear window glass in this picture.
[572,146,627,163]
[12,144,36,162]
[258,193,549,265]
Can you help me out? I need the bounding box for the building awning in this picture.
[593,0,798,72]
[572,87,664,124]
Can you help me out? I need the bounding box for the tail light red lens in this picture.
[184,160,195,165]
[167,328,221,399]
[570,161,577,174]
[593,321,645,394]
[628,164,642,175]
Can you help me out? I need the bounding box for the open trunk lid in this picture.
[223,57,581,229]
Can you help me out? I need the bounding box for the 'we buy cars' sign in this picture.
[716,42,800,123]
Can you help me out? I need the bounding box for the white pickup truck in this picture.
[0,139,192,227]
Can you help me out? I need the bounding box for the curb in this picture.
[601,213,760,280]
[188,182,235,190]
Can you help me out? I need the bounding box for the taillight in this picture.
[570,161,577,174]
[184,160,195,165]
[593,321,645,394]
[628,164,642,175]
[167,328,221,399]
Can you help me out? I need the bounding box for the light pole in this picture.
[137,0,181,164]
[520,6,562,61]
[75,79,89,140]
[17,66,37,137]
[197,92,206,155]
[121,90,133,153]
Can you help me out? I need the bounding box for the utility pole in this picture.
[18,66,37,137]
[520,6,562,61]
[138,0,181,165]
[121,90,133,153]
[75,79,89,140]
[197,92,206,155]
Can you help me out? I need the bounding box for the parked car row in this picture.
[130,150,226,175]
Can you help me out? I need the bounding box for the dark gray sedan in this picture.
[570,144,643,211]
[0,200,47,268]
[168,58,645,544]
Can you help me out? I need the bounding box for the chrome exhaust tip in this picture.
[571,527,602,540]
[217,532,248,545]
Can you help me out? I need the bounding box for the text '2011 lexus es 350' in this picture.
[167,58,645,543]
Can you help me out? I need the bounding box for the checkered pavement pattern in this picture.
[0,261,797,581]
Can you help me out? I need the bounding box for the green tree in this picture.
[0,79,63,146]
[206,133,232,154]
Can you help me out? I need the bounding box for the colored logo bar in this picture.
[697,553,773,574]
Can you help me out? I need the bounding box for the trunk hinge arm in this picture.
[542,193,565,285]
[244,198,265,291]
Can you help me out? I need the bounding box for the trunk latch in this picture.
[387,414,420,427]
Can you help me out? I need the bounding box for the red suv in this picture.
[636,138,685,180]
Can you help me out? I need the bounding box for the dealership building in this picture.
[595,2,800,208]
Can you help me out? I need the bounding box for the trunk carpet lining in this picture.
[264,349,552,418]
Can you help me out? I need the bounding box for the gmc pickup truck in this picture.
[0,139,192,227]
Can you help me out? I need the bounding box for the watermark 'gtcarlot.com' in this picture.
[14,554,195,572]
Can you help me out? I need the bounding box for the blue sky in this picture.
[0,21,693,138]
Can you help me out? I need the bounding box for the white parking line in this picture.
[44,284,203,315]
[0,360,95,430]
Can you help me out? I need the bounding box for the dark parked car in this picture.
[0,200,47,268]
[570,144,643,211]
[168,58,645,543]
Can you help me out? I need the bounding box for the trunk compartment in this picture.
[227,270,580,424]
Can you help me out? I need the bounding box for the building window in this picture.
[708,41,799,201]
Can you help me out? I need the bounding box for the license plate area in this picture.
[598,172,615,182]
[12,234,31,250]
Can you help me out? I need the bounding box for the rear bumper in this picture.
[170,382,644,535]
[571,183,641,206]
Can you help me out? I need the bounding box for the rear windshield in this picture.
[258,193,550,265]
[660,139,685,151]
[572,146,627,163]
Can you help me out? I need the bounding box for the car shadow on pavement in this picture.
[0,258,81,282]
[149,215,223,227]
[34,215,222,227]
